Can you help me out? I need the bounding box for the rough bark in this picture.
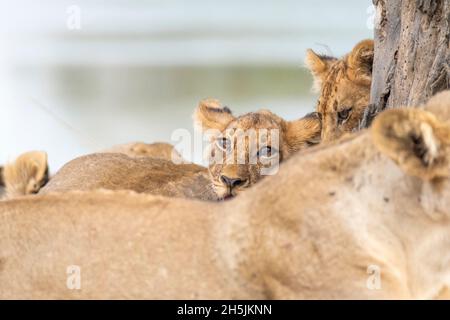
[361,0,449,128]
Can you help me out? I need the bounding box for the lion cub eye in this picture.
[216,137,232,152]
[258,146,278,158]
[337,107,352,124]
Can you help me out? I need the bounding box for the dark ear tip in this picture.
[43,165,50,185]
[198,99,233,115]
[304,112,322,121]
[0,166,4,187]
[222,106,232,114]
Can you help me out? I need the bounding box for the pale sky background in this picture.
[0,0,373,170]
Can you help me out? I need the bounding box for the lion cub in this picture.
[305,39,374,142]
[36,100,321,201]
[194,99,321,199]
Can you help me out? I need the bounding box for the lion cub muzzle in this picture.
[220,175,249,199]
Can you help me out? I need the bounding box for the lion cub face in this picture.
[306,39,374,143]
[194,99,321,199]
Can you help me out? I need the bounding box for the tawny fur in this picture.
[0,91,449,299]
[3,143,191,200]
[102,142,185,163]
[305,39,374,143]
[194,99,322,199]
[39,102,321,201]
[2,151,49,199]
[39,153,217,201]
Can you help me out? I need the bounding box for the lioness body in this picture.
[102,142,184,162]
[2,143,194,200]
[39,153,217,201]
[1,91,449,299]
[0,191,243,299]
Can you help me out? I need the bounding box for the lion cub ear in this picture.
[305,50,337,92]
[193,98,236,132]
[4,151,49,197]
[285,112,322,151]
[372,108,450,181]
[346,39,374,86]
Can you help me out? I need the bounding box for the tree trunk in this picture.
[361,0,449,127]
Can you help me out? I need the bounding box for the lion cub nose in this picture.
[220,175,246,189]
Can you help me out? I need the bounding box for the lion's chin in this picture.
[215,188,236,201]
[215,185,250,201]
[222,194,234,201]
[216,190,234,201]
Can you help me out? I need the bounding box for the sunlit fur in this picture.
[305,39,374,143]
[39,142,214,200]
[2,151,49,199]
[1,91,450,299]
[194,99,321,199]
[39,153,217,201]
[103,142,185,163]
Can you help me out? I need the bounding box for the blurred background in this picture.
[0,0,373,170]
